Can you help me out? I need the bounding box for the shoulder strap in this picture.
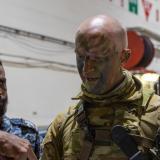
[75,101,94,160]
[75,101,112,160]
[55,105,78,158]
[57,101,93,160]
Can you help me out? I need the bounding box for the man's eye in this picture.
[77,55,85,59]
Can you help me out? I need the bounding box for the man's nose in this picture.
[83,56,95,74]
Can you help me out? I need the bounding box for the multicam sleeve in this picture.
[139,94,160,142]
[40,113,65,160]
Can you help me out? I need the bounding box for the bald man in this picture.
[41,15,160,160]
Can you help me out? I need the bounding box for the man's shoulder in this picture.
[146,93,160,111]
[50,104,77,129]
[43,104,77,145]
[139,93,160,139]
[2,116,41,158]
[10,117,38,132]
[141,87,160,111]
[3,116,39,134]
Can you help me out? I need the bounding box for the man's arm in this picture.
[0,131,37,160]
[40,113,65,160]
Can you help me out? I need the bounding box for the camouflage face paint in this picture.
[75,32,121,94]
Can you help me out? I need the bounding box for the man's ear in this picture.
[120,49,131,63]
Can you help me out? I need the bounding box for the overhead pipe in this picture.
[127,27,160,42]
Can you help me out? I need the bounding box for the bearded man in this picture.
[0,61,41,159]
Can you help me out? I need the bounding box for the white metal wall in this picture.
[0,0,160,42]
[0,0,159,127]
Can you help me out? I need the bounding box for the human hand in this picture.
[0,131,37,160]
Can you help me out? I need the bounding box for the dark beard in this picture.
[0,96,8,117]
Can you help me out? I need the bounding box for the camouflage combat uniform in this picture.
[41,71,160,160]
[1,115,42,158]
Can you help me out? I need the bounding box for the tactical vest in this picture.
[57,90,160,160]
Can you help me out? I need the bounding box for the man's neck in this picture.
[103,73,125,95]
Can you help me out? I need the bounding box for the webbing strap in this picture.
[75,104,94,160]
[78,140,94,160]
[75,103,113,160]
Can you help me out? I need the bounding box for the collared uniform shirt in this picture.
[1,115,42,159]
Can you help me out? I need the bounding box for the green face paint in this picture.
[75,32,121,94]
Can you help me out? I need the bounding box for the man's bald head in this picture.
[75,15,129,94]
[75,15,128,55]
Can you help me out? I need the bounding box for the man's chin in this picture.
[0,104,7,117]
[85,86,100,94]
[86,87,107,95]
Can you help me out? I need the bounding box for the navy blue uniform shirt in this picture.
[1,115,42,158]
